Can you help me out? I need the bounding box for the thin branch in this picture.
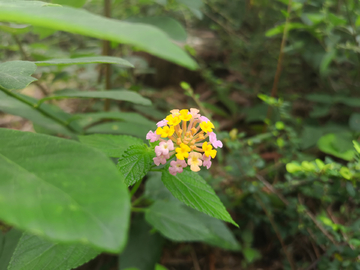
[264,0,292,131]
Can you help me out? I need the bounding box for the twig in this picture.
[254,194,296,270]
[190,247,201,270]
[264,0,292,131]
[103,0,112,111]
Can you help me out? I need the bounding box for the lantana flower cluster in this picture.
[146,108,223,176]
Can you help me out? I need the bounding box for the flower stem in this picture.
[130,178,143,197]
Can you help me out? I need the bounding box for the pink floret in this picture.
[200,116,210,122]
[156,119,168,127]
[209,132,223,148]
[169,159,187,176]
[153,153,169,166]
[146,130,160,142]
[203,154,212,169]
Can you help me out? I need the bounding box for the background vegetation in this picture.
[2,0,360,269]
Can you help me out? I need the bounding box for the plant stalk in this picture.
[103,0,112,111]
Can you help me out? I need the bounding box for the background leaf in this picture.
[86,122,150,138]
[0,229,22,269]
[0,129,130,252]
[161,168,238,226]
[0,1,198,70]
[119,216,164,270]
[8,233,99,270]
[0,61,37,91]
[146,200,240,250]
[126,16,187,42]
[0,91,81,137]
[78,134,144,158]
[72,112,155,129]
[117,145,154,186]
[35,56,134,67]
[41,90,152,106]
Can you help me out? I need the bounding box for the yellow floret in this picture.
[175,143,191,160]
[166,115,181,126]
[156,126,174,138]
[179,109,192,122]
[202,142,217,158]
[200,121,215,133]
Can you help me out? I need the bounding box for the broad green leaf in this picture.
[119,216,164,270]
[328,13,347,26]
[72,111,155,129]
[117,145,154,186]
[317,133,355,161]
[0,91,81,137]
[8,233,99,270]
[0,229,22,269]
[186,208,240,250]
[127,16,187,42]
[349,113,360,131]
[0,1,198,70]
[86,122,150,138]
[0,61,37,90]
[78,134,143,158]
[0,23,30,34]
[144,172,175,201]
[52,0,87,8]
[0,129,130,252]
[35,56,134,67]
[40,90,151,106]
[146,201,240,250]
[145,201,211,241]
[161,168,238,226]
[176,0,203,19]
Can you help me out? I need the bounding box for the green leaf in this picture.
[146,201,240,250]
[40,90,151,106]
[117,145,154,186]
[8,233,99,270]
[317,133,355,161]
[328,13,347,26]
[78,134,144,158]
[119,216,164,270]
[155,265,168,270]
[0,129,130,252]
[144,172,175,201]
[161,168,238,226]
[72,112,155,129]
[145,201,212,241]
[35,56,134,67]
[176,0,203,19]
[52,0,87,8]
[86,122,150,138]
[0,61,37,91]
[0,1,198,70]
[0,23,30,34]
[0,229,22,269]
[0,91,81,137]
[126,16,187,42]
